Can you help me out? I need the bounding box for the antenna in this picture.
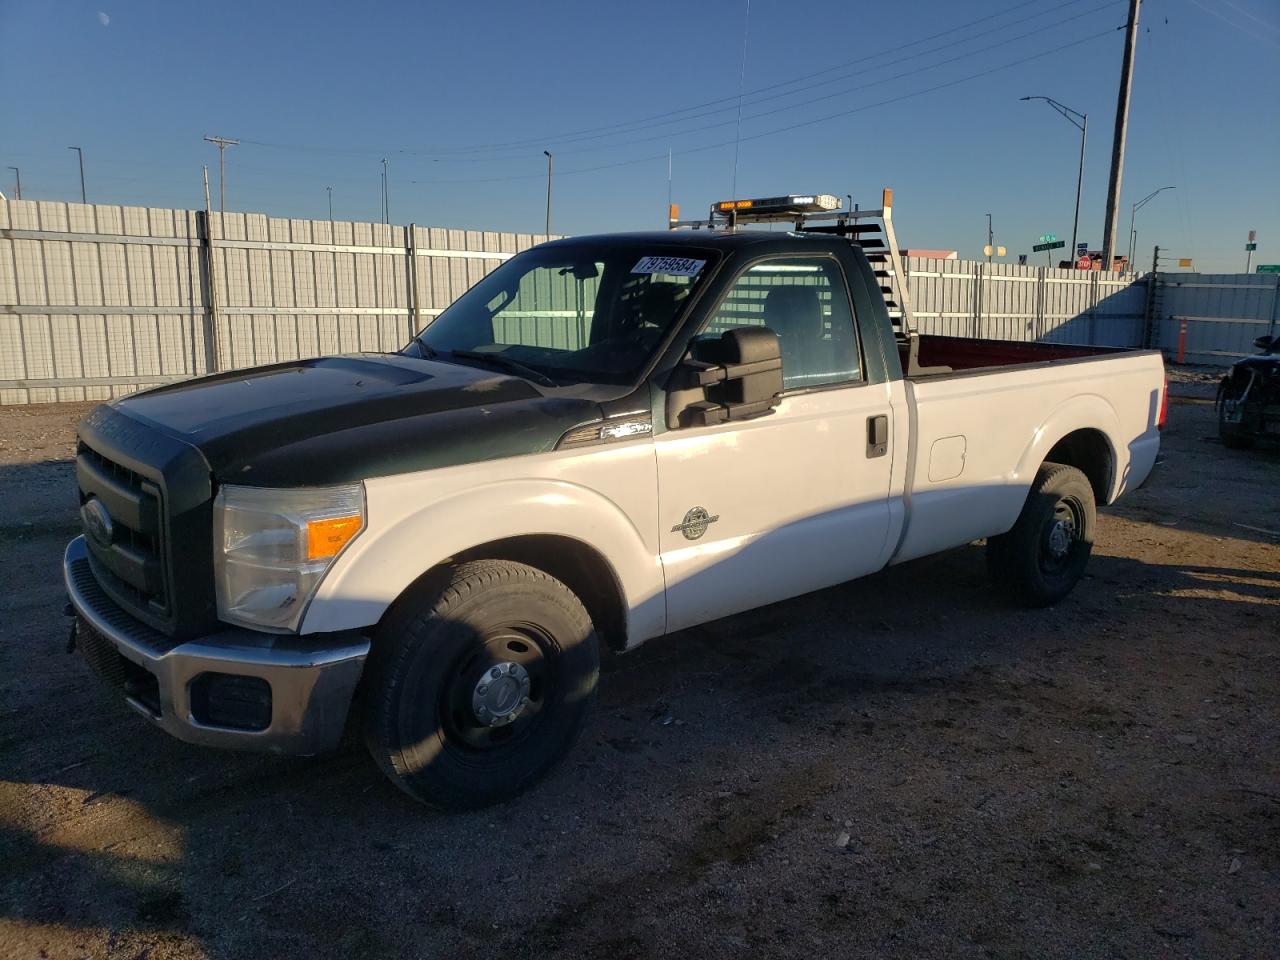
[729,0,751,201]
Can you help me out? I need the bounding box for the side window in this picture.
[703,257,861,389]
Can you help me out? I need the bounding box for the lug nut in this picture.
[490,667,502,679]
[477,684,488,695]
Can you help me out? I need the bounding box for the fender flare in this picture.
[299,477,665,641]
[1012,392,1124,505]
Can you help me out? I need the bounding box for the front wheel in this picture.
[987,462,1096,607]
[363,559,599,810]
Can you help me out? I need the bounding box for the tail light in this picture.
[1157,373,1169,430]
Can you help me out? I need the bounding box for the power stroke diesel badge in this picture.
[672,506,719,541]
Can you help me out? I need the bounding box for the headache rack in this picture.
[670,188,943,375]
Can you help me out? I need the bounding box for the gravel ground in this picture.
[0,371,1277,960]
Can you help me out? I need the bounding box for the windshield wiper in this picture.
[445,350,559,388]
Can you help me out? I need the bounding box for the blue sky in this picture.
[2,0,1277,271]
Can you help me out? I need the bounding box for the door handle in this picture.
[866,414,888,458]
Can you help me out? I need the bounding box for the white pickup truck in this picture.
[65,192,1165,809]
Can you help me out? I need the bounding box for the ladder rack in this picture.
[669,188,916,341]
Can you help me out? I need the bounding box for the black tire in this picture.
[363,559,599,810]
[986,462,1096,607]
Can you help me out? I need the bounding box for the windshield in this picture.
[410,244,718,385]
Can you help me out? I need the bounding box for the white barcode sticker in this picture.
[632,256,706,277]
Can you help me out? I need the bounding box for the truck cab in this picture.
[66,190,1165,808]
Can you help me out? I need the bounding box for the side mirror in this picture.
[1254,335,1275,353]
[671,326,783,427]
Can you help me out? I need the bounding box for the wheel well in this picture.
[450,535,629,651]
[1045,429,1112,504]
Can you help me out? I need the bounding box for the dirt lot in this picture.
[1,376,1277,960]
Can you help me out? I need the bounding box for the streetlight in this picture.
[381,158,390,225]
[1128,186,1175,269]
[326,186,334,220]
[68,146,86,203]
[543,150,553,237]
[1020,96,1087,265]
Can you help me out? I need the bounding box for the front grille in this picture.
[77,442,168,618]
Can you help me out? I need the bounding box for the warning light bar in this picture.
[714,194,842,216]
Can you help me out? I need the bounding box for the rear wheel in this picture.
[363,560,598,810]
[987,462,1096,607]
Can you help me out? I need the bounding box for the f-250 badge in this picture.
[672,506,719,541]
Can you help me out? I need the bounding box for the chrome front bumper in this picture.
[64,536,369,754]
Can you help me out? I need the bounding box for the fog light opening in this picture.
[189,672,272,731]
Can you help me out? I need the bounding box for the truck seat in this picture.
[764,286,824,384]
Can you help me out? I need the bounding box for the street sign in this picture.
[1076,256,1092,269]
[1077,242,1088,256]
[1178,258,1193,268]
[1256,264,1280,274]
[1032,239,1066,252]
[1038,234,1057,244]
[1246,242,1257,251]
[1018,254,1028,265]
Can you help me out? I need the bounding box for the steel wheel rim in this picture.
[1040,495,1083,576]
[439,624,556,754]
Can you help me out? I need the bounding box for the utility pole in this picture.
[68,146,86,203]
[6,166,20,200]
[1245,230,1256,272]
[543,150,553,237]
[381,158,390,224]
[203,136,238,215]
[326,186,333,220]
[1101,0,1141,270]
[1152,244,1159,276]
[986,213,994,264]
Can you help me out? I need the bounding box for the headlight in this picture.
[213,483,365,633]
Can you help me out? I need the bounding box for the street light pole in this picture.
[68,147,86,203]
[6,166,20,200]
[986,213,994,264]
[543,150,553,237]
[1127,186,1175,270]
[1020,96,1087,264]
[381,158,390,224]
[326,186,333,221]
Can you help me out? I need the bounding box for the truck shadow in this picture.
[3,514,1276,957]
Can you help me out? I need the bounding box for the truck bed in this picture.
[887,344,1165,566]
[901,334,1129,378]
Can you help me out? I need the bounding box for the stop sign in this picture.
[1077,255,1092,270]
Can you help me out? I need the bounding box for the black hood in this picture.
[110,354,602,485]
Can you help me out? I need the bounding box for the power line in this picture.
[237,0,1106,163]
[400,0,1093,157]
[409,27,1119,186]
